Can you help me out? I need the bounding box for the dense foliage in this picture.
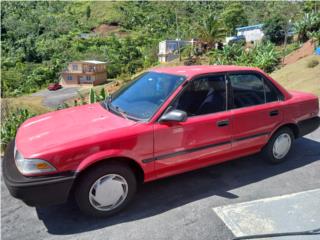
[1,108,35,151]
[209,42,280,73]
[262,16,288,45]
[221,3,248,35]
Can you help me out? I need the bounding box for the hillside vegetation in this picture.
[2,1,319,98]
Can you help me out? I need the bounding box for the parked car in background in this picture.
[3,65,319,217]
[227,35,246,45]
[47,83,62,91]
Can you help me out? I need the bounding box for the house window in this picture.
[86,76,91,81]
[72,64,78,71]
[67,75,73,81]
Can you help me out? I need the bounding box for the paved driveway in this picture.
[32,87,81,109]
[1,129,320,240]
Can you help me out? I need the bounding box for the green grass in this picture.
[271,55,320,96]
[2,96,51,116]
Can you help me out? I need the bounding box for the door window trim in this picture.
[227,70,284,110]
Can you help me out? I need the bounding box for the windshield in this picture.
[108,71,186,120]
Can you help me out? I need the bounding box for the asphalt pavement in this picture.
[32,87,81,109]
[1,129,320,240]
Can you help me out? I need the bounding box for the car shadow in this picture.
[36,137,320,235]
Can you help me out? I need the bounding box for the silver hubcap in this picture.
[273,133,291,159]
[89,174,128,211]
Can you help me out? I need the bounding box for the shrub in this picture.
[181,45,195,58]
[1,108,35,152]
[307,58,319,68]
[209,42,280,73]
[294,12,320,43]
[89,88,108,103]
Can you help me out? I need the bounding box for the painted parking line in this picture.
[213,189,320,239]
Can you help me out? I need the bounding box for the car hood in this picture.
[16,103,136,158]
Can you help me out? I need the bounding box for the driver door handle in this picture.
[269,110,279,116]
[217,119,229,127]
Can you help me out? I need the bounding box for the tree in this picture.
[222,3,248,35]
[303,0,320,13]
[263,15,287,45]
[293,12,320,42]
[198,14,226,48]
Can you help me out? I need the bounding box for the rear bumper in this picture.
[298,116,320,137]
[2,141,76,207]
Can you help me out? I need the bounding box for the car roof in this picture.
[151,65,260,78]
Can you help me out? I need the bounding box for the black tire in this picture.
[261,127,294,164]
[75,162,137,217]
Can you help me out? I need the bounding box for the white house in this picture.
[158,40,194,63]
[236,24,264,43]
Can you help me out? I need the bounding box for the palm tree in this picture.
[198,13,226,49]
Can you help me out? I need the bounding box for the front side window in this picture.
[171,75,227,116]
[229,73,281,109]
[109,72,185,120]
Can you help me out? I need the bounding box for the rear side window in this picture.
[229,73,281,109]
[264,79,282,102]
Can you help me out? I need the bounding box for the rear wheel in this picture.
[75,163,137,217]
[261,127,294,164]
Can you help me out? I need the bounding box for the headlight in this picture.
[15,151,56,175]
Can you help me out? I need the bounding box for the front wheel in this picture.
[261,127,294,164]
[75,163,137,217]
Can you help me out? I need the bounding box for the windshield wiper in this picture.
[104,96,145,122]
[114,105,129,120]
[105,95,112,110]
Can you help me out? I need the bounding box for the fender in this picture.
[269,120,299,140]
[76,149,144,173]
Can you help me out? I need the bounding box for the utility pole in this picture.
[282,19,291,65]
[175,9,181,62]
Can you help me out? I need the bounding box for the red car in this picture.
[3,66,319,216]
[47,83,62,91]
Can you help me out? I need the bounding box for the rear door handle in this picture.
[269,110,279,116]
[217,119,229,127]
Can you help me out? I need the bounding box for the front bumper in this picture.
[2,141,76,207]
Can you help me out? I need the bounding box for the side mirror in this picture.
[159,109,187,123]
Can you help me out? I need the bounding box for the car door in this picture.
[228,71,284,152]
[153,74,234,179]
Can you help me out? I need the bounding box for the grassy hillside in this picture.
[70,1,122,28]
[1,96,50,116]
[271,55,320,96]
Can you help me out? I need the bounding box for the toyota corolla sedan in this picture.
[3,65,319,217]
